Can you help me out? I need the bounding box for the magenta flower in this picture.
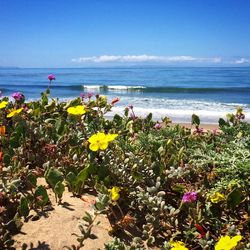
[182,191,198,203]
[87,92,94,99]
[80,93,85,99]
[48,74,56,81]
[154,123,162,129]
[12,92,25,101]
[194,127,204,135]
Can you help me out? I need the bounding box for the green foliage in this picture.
[1,91,250,249]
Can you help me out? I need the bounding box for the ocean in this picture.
[0,67,249,123]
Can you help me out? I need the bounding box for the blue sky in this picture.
[0,0,250,67]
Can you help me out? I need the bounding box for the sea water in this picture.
[0,67,249,123]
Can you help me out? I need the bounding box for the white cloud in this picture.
[232,58,250,64]
[71,55,222,64]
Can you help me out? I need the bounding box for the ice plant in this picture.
[12,92,25,101]
[7,108,23,118]
[182,191,197,203]
[0,100,8,109]
[215,235,242,250]
[108,186,120,201]
[67,105,86,115]
[88,132,118,151]
[210,192,225,203]
[170,241,188,250]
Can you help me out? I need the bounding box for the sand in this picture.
[13,179,112,250]
[175,123,219,130]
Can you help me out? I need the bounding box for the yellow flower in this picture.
[67,105,86,115]
[215,235,242,250]
[210,192,225,203]
[0,101,8,109]
[88,132,118,151]
[106,133,118,142]
[109,186,120,201]
[7,108,23,118]
[170,241,188,250]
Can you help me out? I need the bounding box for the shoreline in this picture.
[172,122,219,130]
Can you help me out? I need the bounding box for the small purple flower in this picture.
[194,127,204,135]
[12,92,25,101]
[48,74,56,81]
[154,123,162,129]
[128,105,133,110]
[182,191,198,203]
[87,92,94,99]
[80,93,85,99]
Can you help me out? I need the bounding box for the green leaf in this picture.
[54,181,65,199]
[9,133,21,148]
[191,114,200,126]
[55,118,65,135]
[227,189,242,208]
[76,167,90,185]
[66,172,77,186]
[218,118,227,127]
[3,153,11,165]
[27,173,37,187]
[45,168,64,188]
[34,185,49,206]
[19,197,29,218]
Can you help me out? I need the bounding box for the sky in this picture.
[0,0,250,67]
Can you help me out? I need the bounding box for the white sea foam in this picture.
[108,106,250,124]
[83,85,102,89]
[82,85,145,90]
[107,85,145,90]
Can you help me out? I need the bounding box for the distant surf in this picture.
[1,67,250,123]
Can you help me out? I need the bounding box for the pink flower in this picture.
[194,127,204,135]
[182,191,198,203]
[12,92,25,101]
[48,74,56,81]
[154,123,162,129]
[87,92,94,99]
[80,93,85,99]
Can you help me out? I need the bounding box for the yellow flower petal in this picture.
[7,108,23,118]
[109,186,120,201]
[215,235,242,250]
[106,134,118,142]
[89,143,99,151]
[88,132,117,151]
[0,101,8,109]
[67,105,86,115]
[170,241,188,250]
[210,192,225,203]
